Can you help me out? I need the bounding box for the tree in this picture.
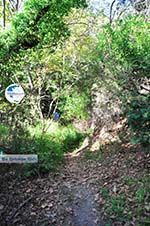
[0,0,23,29]
[109,0,150,23]
[0,0,88,148]
[0,0,87,61]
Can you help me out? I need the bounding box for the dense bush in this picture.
[60,90,90,122]
[0,123,9,145]
[24,134,64,176]
[26,123,85,175]
[0,122,84,175]
[99,16,150,74]
[98,16,150,146]
[127,95,150,146]
[0,0,87,62]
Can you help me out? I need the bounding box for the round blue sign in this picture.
[5,84,25,104]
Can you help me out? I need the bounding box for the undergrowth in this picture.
[0,122,85,176]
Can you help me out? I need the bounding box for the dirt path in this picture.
[0,143,149,226]
[62,184,101,226]
[60,156,105,226]
[50,155,104,226]
[0,153,104,226]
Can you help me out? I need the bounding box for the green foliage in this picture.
[0,123,9,145]
[25,133,64,176]
[99,16,150,74]
[103,175,150,223]
[106,195,126,219]
[128,95,150,145]
[59,125,84,152]
[20,122,84,175]
[0,123,8,136]
[60,90,90,122]
[0,0,87,62]
[123,176,137,186]
[0,121,84,175]
[98,16,150,146]
[0,7,98,128]
[0,5,101,176]
[136,188,146,203]
[100,187,109,199]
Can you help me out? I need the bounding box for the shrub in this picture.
[98,16,150,147]
[24,122,84,175]
[60,91,90,122]
[24,134,64,176]
[0,121,84,175]
[127,95,150,146]
[0,124,8,137]
[0,123,9,145]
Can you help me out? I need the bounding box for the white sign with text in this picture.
[5,84,25,104]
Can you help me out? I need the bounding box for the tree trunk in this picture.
[2,0,6,28]
[16,0,19,11]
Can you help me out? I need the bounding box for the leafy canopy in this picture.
[0,0,87,62]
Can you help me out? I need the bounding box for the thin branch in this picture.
[8,196,33,221]
[110,0,116,23]
[140,85,150,92]
[27,75,34,90]
[66,21,89,26]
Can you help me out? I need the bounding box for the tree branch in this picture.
[110,0,116,23]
